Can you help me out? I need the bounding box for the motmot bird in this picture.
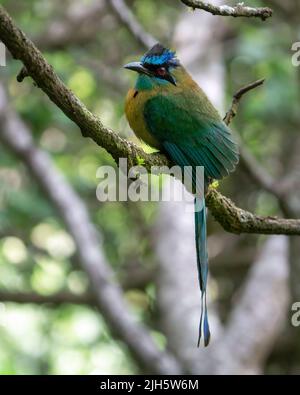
[124,44,239,346]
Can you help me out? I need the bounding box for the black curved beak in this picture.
[124,61,177,86]
[123,61,152,77]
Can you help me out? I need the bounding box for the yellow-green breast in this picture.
[125,87,161,149]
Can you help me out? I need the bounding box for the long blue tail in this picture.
[194,196,210,347]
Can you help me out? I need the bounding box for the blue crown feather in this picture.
[141,43,178,67]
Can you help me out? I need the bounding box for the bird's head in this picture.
[124,43,180,88]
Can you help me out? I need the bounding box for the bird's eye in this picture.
[156,67,167,76]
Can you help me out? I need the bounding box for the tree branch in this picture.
[181,0,273,20]
[207,188,300,235]
[0,5,298,238]
[224,78,265,124]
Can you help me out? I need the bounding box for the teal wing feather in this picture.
[143,94,239,182]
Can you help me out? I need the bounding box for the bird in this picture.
[124,43,239,346]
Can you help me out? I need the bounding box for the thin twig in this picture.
[224,78,265,124]
[181,0,273,21]
[223,79,296,217]
[16,66,29,82]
